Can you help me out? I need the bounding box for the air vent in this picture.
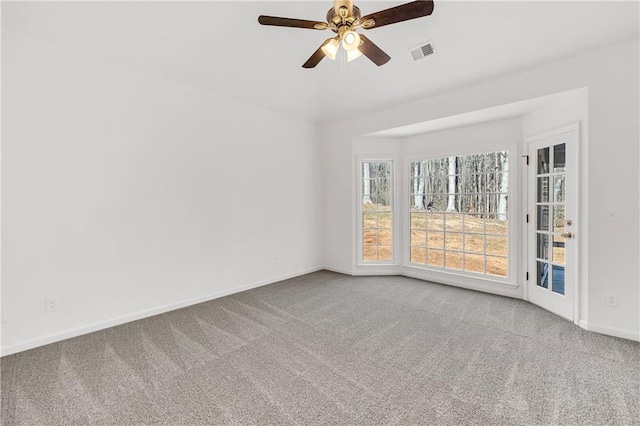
[409,41,435,62]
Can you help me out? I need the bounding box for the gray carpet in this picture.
[2,271,639,425]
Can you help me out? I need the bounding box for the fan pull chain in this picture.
[339,47,348,81]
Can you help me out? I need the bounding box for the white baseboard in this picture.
[323,264,521,297]
[578,319,640,342]
[322,265,353,275]
[401,266,522,299]
[1,266,323,357]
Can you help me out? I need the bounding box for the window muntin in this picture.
[361,161,393,263]
[409,152,509,277]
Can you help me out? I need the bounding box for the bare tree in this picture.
[413,161,426,209]
[363,162,372,204]
[446,156,457,212]
[498,152,508,221]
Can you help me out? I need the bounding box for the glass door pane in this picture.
[535,143,567,295]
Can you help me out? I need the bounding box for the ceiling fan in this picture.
[258,0,434,68]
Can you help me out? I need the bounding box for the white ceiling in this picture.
[3,1,639,123]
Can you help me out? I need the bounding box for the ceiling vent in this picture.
[409,41,435,62]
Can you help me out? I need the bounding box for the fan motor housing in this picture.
[326,5,361,30]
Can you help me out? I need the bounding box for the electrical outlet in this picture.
[45,297,60,312]
[606,292,618,307]
[275,256,280,265]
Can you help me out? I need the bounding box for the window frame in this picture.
[404,149,515,283]
[357,158,397,266]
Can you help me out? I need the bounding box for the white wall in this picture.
[322,40,640,340]
[1,30,323,355]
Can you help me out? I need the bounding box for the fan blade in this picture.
[358,35,391,66]
[302,38,336,68]
[258,15,328,30]
[360,1,434,30]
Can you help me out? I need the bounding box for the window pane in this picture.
[410,178,426,195]
[427,158,448,175]
[553,238,565,265]
[445,232,463,251]
[463,154,486,173]
[427,232,444,249]
[487,256,508,277]
[378,245,392,261]
[552,265,565,295]
[553,144,566,173]
[537,261,549,288]
[554,205,566,232]
[410,230,426,247]
[363,245,377,262]
[411,195,428,211]
[464,234,484,254]
[464,253,484,274]
[486,216,508,235]
[486,236,508,257]
[411,212,426,229]
[411,247,426,264]
[537,233,549,260]
[363,213,376,228]
[537,177,549,202]
[427,195,446,212]
[426,213,444,230]
[486,194,500,215]
[553,175,565,203]
[537,147,549,174]
[462,174,485,192]
[377,196,391,210]
[361,161,392,263]
[445,214,463,232]
[408,151,509,279]
[427,249,444,267]
[378,229,392,245]
[363,229,377,246]
[445,251,463,270]
[378,212,392,228]
[537,205,550,232]
[464,214,484,233]
[363,198,376,211]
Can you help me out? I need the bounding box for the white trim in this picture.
[352,266,402,276]
[402,266,521,299]
[578,320,640,342]
[322,265,353,275]
[0,266,323,357]
[525,123,578,143]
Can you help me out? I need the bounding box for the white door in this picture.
[527,128,578,321]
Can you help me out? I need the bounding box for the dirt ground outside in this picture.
[363,204,520,277]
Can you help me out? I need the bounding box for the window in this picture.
[409,151,509,277]
[361,161,393,263]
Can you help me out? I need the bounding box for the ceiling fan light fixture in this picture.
[258,0,435,68]
[347,48,363,62]
[342,30,360,51]
[321,38,339,60]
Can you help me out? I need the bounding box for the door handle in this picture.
[561,232,573,239]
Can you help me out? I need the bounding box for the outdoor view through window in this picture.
[362,161,393,262]
[410,151,509,277]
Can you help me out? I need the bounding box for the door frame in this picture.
[523,123,581,324]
